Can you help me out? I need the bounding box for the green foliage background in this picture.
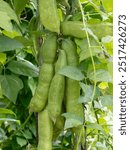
[0,0,113,149]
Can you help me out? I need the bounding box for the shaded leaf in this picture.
[28,77,37,95]
[59,66,84,81]
[0,75,23,103]
[0,36,24,52]
[13,0,29,16]
[79,82,100,103]
[99,95,113,107]
[79,83,93,103]
[62,113,83,129]
[23,129,32,139]
[16,137,27,147]
[7,60,39,77]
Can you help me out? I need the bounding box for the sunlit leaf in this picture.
[0,53,6,64]
[0,11,13,31]
[0,0,19,24]
[87,123,106,136]
[0,108,16,116]
[98,82,108,90]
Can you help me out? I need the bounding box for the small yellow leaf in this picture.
[98,82,108,90]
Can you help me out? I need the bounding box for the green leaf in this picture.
[16,137,27,147]
[14,36,32,47]
[0,75,23,103]
[101,0,113,12]
[13,0,29,16]
[0,11,13,31]
[107,61,113,77]
[75,38,102,62]
[0,108,16,116]
[28,77,37,95]
[98,82,108,90]
[7,60,39,77]
[88,69,112,83]
[79,82,100,103]
[0,0,19,24]
[99,95,113,107]
[0,53,6,64]
[78,83,93,103]
[0,118,20,124]
[102,36,113,56]
[87,123,106,136]
[0,36,24,52]
[58,66,84,81]
[62,113,83,129]
[88,22,113,39]
[23,129,32,139]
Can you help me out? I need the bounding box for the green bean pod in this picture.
[39,0,60,33]
[48,50,67,122]
[41,33,57,64]
[62,39,84,134]
[61,21,113,39]
[29,63,54,112]
[37,108,53,150]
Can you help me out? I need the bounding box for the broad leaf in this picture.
[99,95,113,107]
[0,0,19,24]
[88,69,112,83]
[7,60,39,77]
[87,22,113,39]
[23,129,32,139]
[101,0,113,12]
[0,11,13,31]
[13,0,29,16]
[62,113,83,129]
[102,36,113,56]
[79,82,100,103]
[87,123,106,136]
[0,36,24,52]
[16,137,27,147]
[0,75,23,103]
[75,38,102,62]
[58,66,84,81]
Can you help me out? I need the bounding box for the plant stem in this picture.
[9,112,33,139]
[78,0,97,102]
